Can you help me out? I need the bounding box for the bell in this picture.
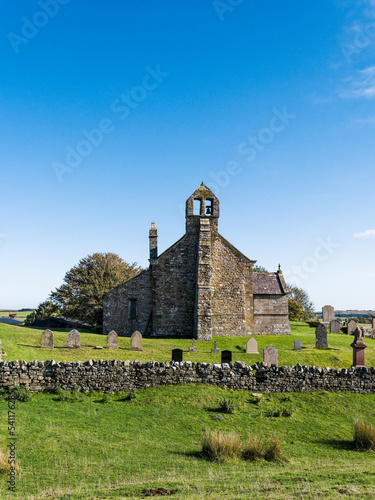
[206,206,212,215]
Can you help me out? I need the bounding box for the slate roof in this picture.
[253,272,285,295]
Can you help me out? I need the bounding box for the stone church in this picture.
[103,183,290,340]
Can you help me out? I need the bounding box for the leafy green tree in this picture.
[24,300,60,324]
[50,253,142,328]
[253,265,268,272]
[287,284,315,322]
[288,299,305,322]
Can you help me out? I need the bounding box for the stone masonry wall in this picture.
[210,235,253,337]
[253,294,290,335]
[152,235,197,337]
[1,360,375,394]
[103,271,153,336]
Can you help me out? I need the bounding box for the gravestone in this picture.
[371,313,375,330]
[67,329,80,349]
[221,350,232,364]
[41,329,54,349]
[211,341,220,354]
[347,320,357,336]
[107,330,118,349]
[246,338,259,354]
[315,323,328,348]
[322,305,334,325]
[294,340,302,351]
[330,319,342,334]
[263,345,278,366]
[130,331,143,351]
[172,348,183,362]
[351,330,367,367]
[188,339,197,353]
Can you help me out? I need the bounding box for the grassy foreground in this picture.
[0,385,374,499]
[0,321,374,368]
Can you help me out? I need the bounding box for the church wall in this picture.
[103,271,153,336]
[210,235,253,337]
[151,234,197,337]
[253,294,290,335]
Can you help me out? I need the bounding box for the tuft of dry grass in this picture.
[201,429,242,462]
[354,419,375,451]
[242,435,263,461]
[0,447,19,474]
[263,435,288,463]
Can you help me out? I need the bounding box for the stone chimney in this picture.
[149,222,158,263]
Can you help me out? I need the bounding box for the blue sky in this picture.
[1,0,375,311]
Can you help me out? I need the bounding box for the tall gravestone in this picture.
[322,305,334,325]
[67,329,80,349]
[107,330,118,349]
[315,323,328,348]
[294,340,302,351]
[211,341,220,354]
[172,348,183,362]
[347,320,357,336]
[188,339,197,353]
[246,338,259,354]
[263,345,278,366]
[351,329,367,367]
[330,319,342,334]
[371,313,375,330]
[41,329,54,349]
[221,350,232,364]
[130,331,143,351]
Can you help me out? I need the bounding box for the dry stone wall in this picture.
[1,360,375,394]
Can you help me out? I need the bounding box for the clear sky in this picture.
[1,0,375,311]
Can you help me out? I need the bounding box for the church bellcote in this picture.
[185,182,219,234]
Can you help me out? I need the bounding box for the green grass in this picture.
[0,386,374,499]
[0,321,374,368]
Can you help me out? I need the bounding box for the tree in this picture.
[288,299,305,322]
[24,300,61,325]
[50,253,143,328]
[287,284,315,322]
[253,265,268,272]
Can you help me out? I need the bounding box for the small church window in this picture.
[194,199,201,215]
[129,299,137,320]
[206,199,213,216]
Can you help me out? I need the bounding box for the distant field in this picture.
[0,321,374,368]
[0,310,34,321]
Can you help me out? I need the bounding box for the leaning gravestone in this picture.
[322,305,334,325]
[188,339,197,353]
[221,350,232,364]
[41,329,54,349]
[130,331,143,351]
[107,330,118,349]
[246,338,259,354]
[172,348,183,362]
[347,320,357,336]
[294,340,302,351]
[330,319,342,334]
[315,323,328,348]
[211,341,220,354]
[263,345,278,366]
[67,329,80,349]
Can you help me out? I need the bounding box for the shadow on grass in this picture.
[320,439,355,451]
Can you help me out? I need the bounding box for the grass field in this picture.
[0,322,375,499]
[0,321,374,368]
[0,385,374,499]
